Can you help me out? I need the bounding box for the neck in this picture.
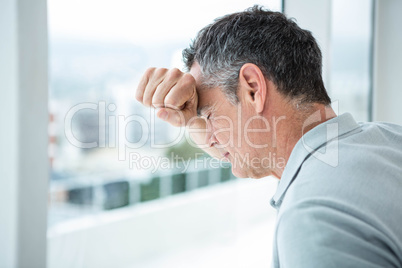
[270,103,336,179]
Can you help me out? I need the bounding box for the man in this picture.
[136,6,402,268]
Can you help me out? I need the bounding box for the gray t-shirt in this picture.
[270,113,402,268]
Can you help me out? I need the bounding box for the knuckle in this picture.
[182,72,195,83]
[154,67,168,77]
[145,67,156,77]
[167,68,182,80]
[181,73,196,88]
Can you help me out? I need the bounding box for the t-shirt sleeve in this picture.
[275,200,399,268]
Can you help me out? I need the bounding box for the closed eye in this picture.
[197,104,212,118]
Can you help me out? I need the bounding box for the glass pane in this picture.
[47,1,281,267]
[329,0,373,121]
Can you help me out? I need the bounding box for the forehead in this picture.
[189,63,222,116]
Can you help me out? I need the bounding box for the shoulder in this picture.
[273,119,402,267]
[275,198,400,267]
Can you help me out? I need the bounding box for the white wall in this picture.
[373,0,402,124]
[0,0,48,267]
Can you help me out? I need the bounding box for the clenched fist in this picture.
[135,67,222,159]
[135,67,198,127]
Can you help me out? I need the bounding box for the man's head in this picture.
[184,6,334,178]
[183,5,331,106]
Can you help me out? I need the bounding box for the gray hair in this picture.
[183,5,331,106]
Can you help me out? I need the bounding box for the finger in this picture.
[135,67,155,103]
[152,77,181,107]
[156,107,186,127]
[142,68,168,107]
[164,73,196,109]
[151,68,183,107]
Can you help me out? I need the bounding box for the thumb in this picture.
[156,108,187,127]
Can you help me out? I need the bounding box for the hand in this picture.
[135,67,222,159]
[135,67,198,127]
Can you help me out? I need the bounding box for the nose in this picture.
[205,122,218,147]
[209,135,218,147]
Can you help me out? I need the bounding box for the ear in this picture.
[238,63,267,114]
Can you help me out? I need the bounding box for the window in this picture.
[47,1,375,266]
[47,1,281,267]
[329,0,374,121]
[284,0,373,122]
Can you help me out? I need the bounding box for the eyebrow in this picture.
[197,105,211,117]
[195,81,213,117]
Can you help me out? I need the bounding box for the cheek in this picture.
[241,114,272,148]
[212,117,235,145]
[214,130,232,147]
